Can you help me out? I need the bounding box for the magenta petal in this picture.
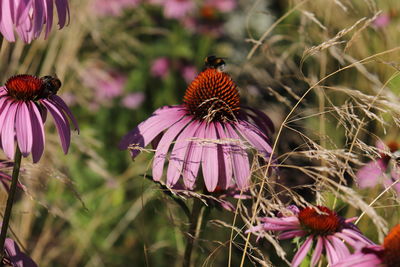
[324,238,339,265]
[15,102,33,156]
[224,123,250,188]
[277,229,305,239]
[28,102,45,163]
[356,160,386,188]
[291,236,313,267]
[50,95,79,132]
[311,236,323,266]
[235,120,272,157]
[201,122,219,192]
[152,116,191,181]
[44,0,54,37]
[1,102,18,159]
[167,120,201,187]
[55,0,70,28]
[215,122,232,190]
[328,235,350,259]
[41,99,71,154]
[4,238,38,267]
[32,0,45,38]
[119,106,185,158]
[182,122,206,189]
[0,0,16,42]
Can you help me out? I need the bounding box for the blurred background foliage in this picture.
[0,0,400,266]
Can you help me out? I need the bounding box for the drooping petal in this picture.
[32,0,45,39]
[277,229,306,239]
[50,95,79,132]
[215,122,232,190]
[4,237,38,267]
[15,102,32,156]
[119,106,186,158]
[241,107,275,135]
[182,121,206,189]
[44,0,54,37]
[1,102,18,159]
[311,236,323,266]
[291,236,313,267]
[328,235,350,259]
[224,123,250,189]
[324,238,339,265]
[167,120,201,187]
[0,0,16,42]
[356,159,386,189]
[54,0,70,28]
[152,116,191,181]
[234,120,272,158]
[28,102,45,163]
[41,99,71,154]
[201,122,219,192]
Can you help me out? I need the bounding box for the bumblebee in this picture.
[204,55,225,72]
[39,75,62,97]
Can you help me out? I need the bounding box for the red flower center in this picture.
[298,206,341,235]
[5,75,44,101]
[383,224,400,267]
[183,68,240,122]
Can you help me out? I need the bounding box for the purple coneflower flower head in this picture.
[3,236,37,267]
[162,0,194,19]
[119,65,274,192]
[91,0,140,16]
[333,224,400,267]
[246,206,373,267]
[356,140,400,195]
[150,57,170,79]
[122,92,145,110]
[0,0,70,43]
[0,74,78,163]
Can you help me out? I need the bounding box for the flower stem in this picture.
[0,146,22,258]
[183,198,204,267]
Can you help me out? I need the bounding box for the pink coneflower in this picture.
[373,13,391,28]
[119,64,274,192]
[150,57,170,79]
[122,92,145,109]
[356,140,400,194]
[0,0,70,43]
[92,0,140,16]
[0,74,78,163]
[333,224,400,267]
[246,205,373,267]
[162,0,195,19]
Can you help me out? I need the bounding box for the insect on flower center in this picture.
[382,224,400,267]
[298,206,341,235]
[183,68,240,122]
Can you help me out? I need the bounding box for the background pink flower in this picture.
[0,0,70,43]
[150,57,170,79]
[122,92,145,109]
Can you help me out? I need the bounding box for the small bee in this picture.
[204,55,226,72]
[39,75,62,98]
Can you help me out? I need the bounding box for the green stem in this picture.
[0,146,22,259]
[183,198,203,267]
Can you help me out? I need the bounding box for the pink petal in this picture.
[224,123,250,188]
[311,236,323,266]
[15,102,33,156]
[166,119,201,187]
[4,237,38,267]
[32,0,45,38]
[277,229,305,239]
[152,116,191,181]
[328,235,350,259]
[41,99,71,154]
[215,122,232,190]
[0,0,16,42]
[291,236,313,267]
[55,0,70,28]
[119,106,185,158]
[201,122,219,192]
[28,102,45,163]
[324,238,339,265]
[356,159,386,188]
[182,121,206,189]
[235,120,272,157]
[1,102,18,159]
[44,0,54,38]
[50,95,79,132]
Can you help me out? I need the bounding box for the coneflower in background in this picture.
[333,224,400,267]
[246,205,373,267]
[0,0,69,43]
[120,60,274,192]
[0,74,78,163]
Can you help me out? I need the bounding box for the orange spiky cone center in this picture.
[183,68,240,122]
[382,224,400,267]
[5,75,43,101]
[298,206,341,235]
